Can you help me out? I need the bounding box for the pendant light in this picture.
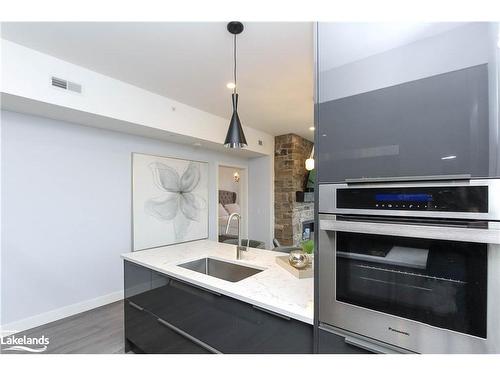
[224,21,248,148]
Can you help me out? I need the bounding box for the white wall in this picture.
[248,155,274,248]
[218,166,242,203]
[0,110,270,330]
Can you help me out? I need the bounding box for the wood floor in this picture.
[1,300,127,354]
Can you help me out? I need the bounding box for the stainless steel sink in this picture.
[178,257,263,282]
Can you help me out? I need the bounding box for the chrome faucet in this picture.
[225,212,247,259]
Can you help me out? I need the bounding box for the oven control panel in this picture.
[336,186,488,213]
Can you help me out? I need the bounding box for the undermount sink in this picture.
[178,257,263,282]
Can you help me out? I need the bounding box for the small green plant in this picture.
[301,239,314,254]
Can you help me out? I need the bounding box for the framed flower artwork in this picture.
[132,153,209,251]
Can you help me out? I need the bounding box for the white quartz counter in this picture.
[121,240,314,324]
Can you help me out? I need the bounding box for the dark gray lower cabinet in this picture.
[317,327,371,354]
[125,302,209,354]
[124,261,313,354]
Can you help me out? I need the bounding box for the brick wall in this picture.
[274,134,314,246]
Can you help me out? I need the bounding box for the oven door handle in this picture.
[319,216,500,244]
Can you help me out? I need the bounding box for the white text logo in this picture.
[1,333,49,353]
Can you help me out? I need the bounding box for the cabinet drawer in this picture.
[125,301,210,354]
[124,261,313,354]
[318,327,371,354]
[146,272,313,353]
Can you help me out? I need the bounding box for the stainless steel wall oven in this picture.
[318,179,500,353]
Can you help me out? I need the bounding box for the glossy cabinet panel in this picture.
[317,64,491,183]
[124,260,152,299]
[125,302,209,354]
[123,261,313,354]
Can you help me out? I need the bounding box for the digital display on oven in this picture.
[375,193,432,202]
[336,186,488,212]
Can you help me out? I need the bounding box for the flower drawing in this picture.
[145,161,206,240]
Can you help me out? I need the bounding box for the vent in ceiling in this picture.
[51,76,82,94]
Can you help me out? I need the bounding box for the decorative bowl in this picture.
[288,250,309,269]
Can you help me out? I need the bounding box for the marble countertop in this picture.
[121,240,314,324]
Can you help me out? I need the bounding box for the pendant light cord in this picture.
[233,33,237,94]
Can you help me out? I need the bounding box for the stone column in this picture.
[274,134,314,246]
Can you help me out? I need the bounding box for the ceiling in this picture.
[0,22,315,140]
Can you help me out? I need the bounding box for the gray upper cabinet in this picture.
[317,64,491,183]
[316,22,500,183]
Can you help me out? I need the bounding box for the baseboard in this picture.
[0,290,124,334]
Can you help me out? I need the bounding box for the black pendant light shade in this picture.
[224,21,247,149]
[225,93,247,148]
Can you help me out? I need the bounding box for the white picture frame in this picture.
[132,153,209,251]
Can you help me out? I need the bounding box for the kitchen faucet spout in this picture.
[225,212,247,259]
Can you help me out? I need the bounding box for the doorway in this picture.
[217,164,248,244]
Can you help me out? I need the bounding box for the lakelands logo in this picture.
[1,332,50,353]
